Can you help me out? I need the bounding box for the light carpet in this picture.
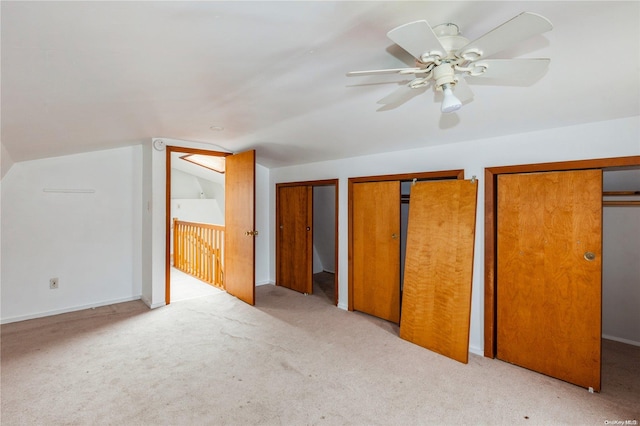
[1,284,638,425]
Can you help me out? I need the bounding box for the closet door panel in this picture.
[352,181,401,323]
[496,169,602,390]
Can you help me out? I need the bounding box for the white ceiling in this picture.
[2,1,639,168]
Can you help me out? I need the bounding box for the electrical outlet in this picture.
[49,278,59,289]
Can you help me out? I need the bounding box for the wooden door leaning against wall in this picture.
[400,179,478,364]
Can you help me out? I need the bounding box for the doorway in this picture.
[348,169,480,364]
[347,169,464,321]
[484,155,640,391]
[165,147,257,306]
[275,179,339,305]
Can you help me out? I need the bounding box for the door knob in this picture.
[584,251,596,261]
[392,233,398,239]
[245,230,259,236]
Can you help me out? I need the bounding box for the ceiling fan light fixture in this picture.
[441,83,462,113]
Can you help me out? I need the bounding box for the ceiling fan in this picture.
[347,12,553,113]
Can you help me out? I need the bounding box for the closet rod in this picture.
[603,200,640,207]
[603,191,640,196]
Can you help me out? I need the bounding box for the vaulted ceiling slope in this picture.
[2,1,639,168]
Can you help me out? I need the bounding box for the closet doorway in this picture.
[484,155,640,391]
[349,169,479,364]
[348,170,464,322]
[275,179,338,305]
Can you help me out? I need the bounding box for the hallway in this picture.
[170,267,223,302]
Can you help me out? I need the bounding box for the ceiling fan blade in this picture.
[457,12,552,60]
[377,81,426,105]
[465,58,550,82]
[454,75,474,103]
[387,20,447,61]
[377,80,428,111]
[346,67,426,77]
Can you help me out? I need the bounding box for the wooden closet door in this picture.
[497,170,602,390]
[277,185,313,294]
[352,181,400,323]
[400,179,478,363]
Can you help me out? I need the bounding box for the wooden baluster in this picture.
[206,228,212,284]
[171,221,225,287]
[198,225,203,280]
[187,224,191,274]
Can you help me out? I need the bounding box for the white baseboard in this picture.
[142,297,166,309]
[256,280,274,286]
[0,296,143,324]
[602,334,640,347]
[468,344,484,356]
[337,301,348,311]
[322,269,335,274]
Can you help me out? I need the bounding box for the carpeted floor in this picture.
[1,282,638,425]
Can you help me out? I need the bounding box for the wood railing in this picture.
[173,219,224,288]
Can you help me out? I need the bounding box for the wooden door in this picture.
[352,181,400,323]
[400,179,478,363]
[497,169,602,390]
[224,150,256,305]
[277,185,313,294]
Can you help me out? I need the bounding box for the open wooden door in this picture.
[352,181,401,323]
[224,150,256,305]
[497,169,602,390]
[277,185,313,294]
[400,179,478,363]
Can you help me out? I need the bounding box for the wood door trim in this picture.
[276,179,338,187]
[484,155,640,358]
[348,169,465,312]
[275,179,339,305]
[349,169,464,184]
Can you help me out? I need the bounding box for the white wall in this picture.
[1,146,142,323]
[171,200,224,225]
[255,164,271,285]
[269,116,640,355]
[602,206,640,345]
[313,186,336,273]
[1,142,15,180]
[171,168,206,199]
[170,168,224,225]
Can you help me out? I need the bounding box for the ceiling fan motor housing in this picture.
[433,63,458,91]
